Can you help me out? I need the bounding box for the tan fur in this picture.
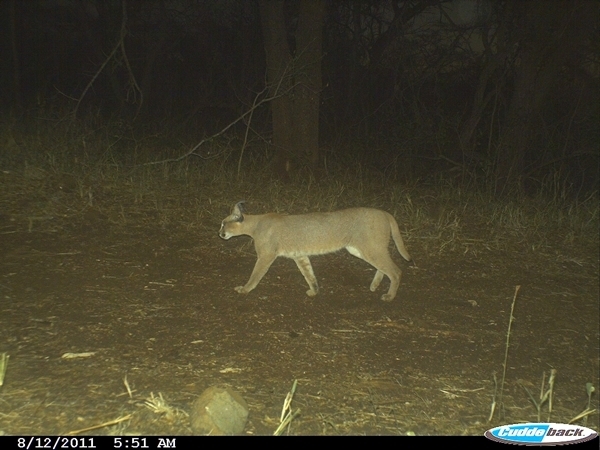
[219,202,412,301]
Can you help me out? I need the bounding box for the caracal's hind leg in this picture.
[294,256,319,297]
[370,270,384,292]
[363,252,401,302]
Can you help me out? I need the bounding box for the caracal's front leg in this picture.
[235,254,277,294]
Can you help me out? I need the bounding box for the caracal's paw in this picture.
[235,286,250,294]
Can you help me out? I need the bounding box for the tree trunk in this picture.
[458,31,507,155]
[259,0,326,180]
[294,0,326,171]
[494,0,597,195]
[494,50,541,195]
[8,0,22,113]
[138,25,167,120]
[259,0,294,181]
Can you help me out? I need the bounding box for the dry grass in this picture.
[1,117,597,258]
[0,117,598,435]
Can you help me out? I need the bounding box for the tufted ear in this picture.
[232,201,246,221]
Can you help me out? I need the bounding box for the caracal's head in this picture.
[219,201,246,240]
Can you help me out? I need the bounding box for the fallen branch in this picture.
[65,414,132,436]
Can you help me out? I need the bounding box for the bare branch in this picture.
[119,2,143,120]
[74,37,121,119]
[74,0,141,120]
[142,70,298,166]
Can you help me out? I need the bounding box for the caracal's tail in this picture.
[388,214,412,262]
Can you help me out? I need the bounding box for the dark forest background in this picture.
[0,0,598,196]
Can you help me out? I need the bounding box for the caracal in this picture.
[219,202,412,301]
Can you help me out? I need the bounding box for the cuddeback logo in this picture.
[485,423,598,445]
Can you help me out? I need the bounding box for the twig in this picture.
[569,408,596,424]
[65,414,132,435]
[123,374,133,398]
[280,379,298,422]
[488,372,498,422]
[119,2,143,120]
[0,353,9,386]
[274,409,301,436]
[495,285,520,420]
[545,369,556,421]
[274,380,299,435]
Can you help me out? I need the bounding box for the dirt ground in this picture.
[0,204,598,436]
